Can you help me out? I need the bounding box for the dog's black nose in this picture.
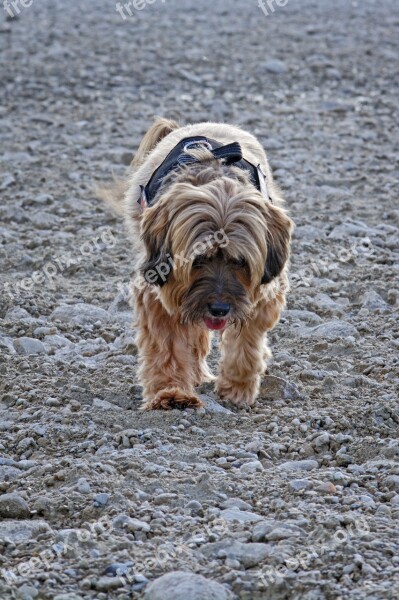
[208,302,230,317]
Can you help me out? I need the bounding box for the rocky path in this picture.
[0,0,398,598]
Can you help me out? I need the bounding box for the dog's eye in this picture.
[193,255,207,269]
[231,257,247,268]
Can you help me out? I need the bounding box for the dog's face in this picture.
[140,162,293,330]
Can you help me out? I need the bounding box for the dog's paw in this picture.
[215,378,258,409]
[140,387,204,411]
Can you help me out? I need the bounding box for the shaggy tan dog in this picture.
[100,118,294,410]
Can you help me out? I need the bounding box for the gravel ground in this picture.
[1,0,399,598]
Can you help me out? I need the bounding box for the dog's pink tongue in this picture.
[204,317,228,331]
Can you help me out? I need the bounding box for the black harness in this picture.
[138,136,271,208]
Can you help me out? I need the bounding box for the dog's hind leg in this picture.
[134,285,204,411]
[216,293,285,408]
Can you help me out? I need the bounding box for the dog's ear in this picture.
[140,209,173,287]
[140,240,172,287]
[261,206,293,285]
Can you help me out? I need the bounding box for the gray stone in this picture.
[200,394,233,414]
[328,222,373,240]
[289,478,313,492]
[361,291,388,311]
[13,337,46,355]
[252,521,306,542]
[126,517,151,532]
[108,288,131,314]
[53,595,84,600]
[144,571,233,600]
[95,576,124,592]
[314,293,349,312]
[220,498,253,511]
[384,475,399,492]
[185,500,203,515]
[0,519,51,542]
[283,309,323,325]
[1,173,15,190]
[260,375,303,401]
[262,59,287,74]
[103,562,133,577]
[44,334,73,349]
[33,193,54,204]
[0,493,30,518]
[16,585,39,600]
[0,466,21,482]
[50,303,109,326]
[76,478,91,494]
[93,398,123,411]
[112,331,137,354]
[294,225,325,241]
[5,307,35,322]
[0,335,16,354]
[94,493,110,507]
[219,508,264,524]
[301,320,358,340]
[202,540,279,568]
[279,460,319,472]
[240,460,263,474]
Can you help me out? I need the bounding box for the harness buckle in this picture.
[183,139,213,152]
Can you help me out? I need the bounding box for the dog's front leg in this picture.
[134,287,204,410]
[216,294,285,408]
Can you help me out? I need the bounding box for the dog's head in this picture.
[139,157,293,330]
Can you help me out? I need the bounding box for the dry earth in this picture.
[0,0,399,599]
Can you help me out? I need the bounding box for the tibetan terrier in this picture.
[100,118,294,410]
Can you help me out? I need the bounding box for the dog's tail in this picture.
[131,116,179,168]
[96,116,179,215]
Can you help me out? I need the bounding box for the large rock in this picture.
[200,395,233,414]
[0,466,21,482]
[0,335,16,354]
[202,540,280,568]
[283,309,323,325]
[219,508,264,524]
[50,303,109,326]
[299,320,358,340]
[108,288,132,326]
[220,498,253,511]
[328,222,373,240]
[260,376,303,401]
[361,291,388,311]
[384,475,399,492]
[279,459,319,472]
[13,337,46,355]
[144,571,232,600]
[0,493,30,518]
[252,520,307,542]
[0,520,51,543]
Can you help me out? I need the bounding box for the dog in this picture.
[100,118,294,410]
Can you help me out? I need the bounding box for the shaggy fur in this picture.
[100,118,294,410]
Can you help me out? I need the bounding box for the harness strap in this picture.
[138,136,272,207]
